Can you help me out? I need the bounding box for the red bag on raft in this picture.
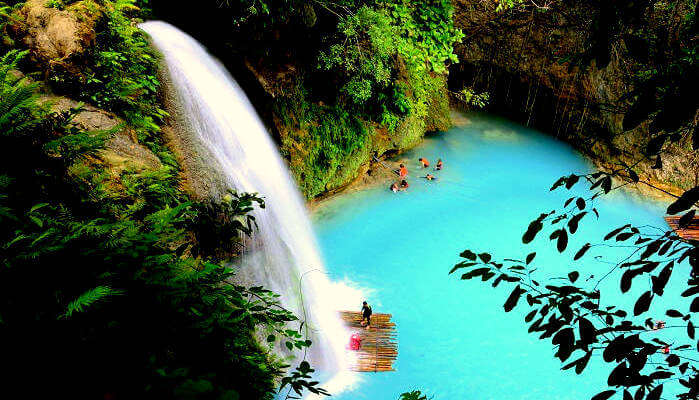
[349,333,361,350]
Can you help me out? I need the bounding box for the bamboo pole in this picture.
[339,311,398,373]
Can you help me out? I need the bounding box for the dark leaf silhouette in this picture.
[460,249,477,260]
[568,212,587,234]
[646,133,668,155]
[565,174,580,189]
[478,253,492,263]
[692,296,699,313]
[504,285,522,312]
[553,327,575,361]
[576,197,586,210]
[667,187,699,215]
[579,317,595,344]
[689,321,695,339]
[602,176,612,193]
[608,362,627,386]
[576,351,591,374]
[525,309,537,323]
[574,243,591,260]
[591,390,616,400]
[569,271,580,283]
[634,386,645,400]
[646,384,662,400]
[651,263,673,295]
[679,209,696,228]
[523,219,544,244]
[621,270,635,293]
[526,252,536,264]
[605,225,630,240]
[449,262,477,274]
[627,169,639,183]
[550,229,569,252]
[634,291,653,316]
[616,232,634,241]
[667,354,680,367]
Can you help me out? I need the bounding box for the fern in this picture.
[0,50,41,137]
[61,286,124,319]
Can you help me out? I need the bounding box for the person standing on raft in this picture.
[361,301,372,329]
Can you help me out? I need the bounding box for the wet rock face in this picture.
[450,0,697,192]
[451,0,622,139]
[45,95,162,173]
[9,0,102,75]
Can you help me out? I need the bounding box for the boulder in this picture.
[45,95,162,172]
[9,0,102,75]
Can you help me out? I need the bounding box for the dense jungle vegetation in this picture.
[1,0,697,399]
[146,0,465,197]
[0,0,461,398]
[0,1,319,399]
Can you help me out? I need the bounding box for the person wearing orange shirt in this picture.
[398,163,408,178]
[419,158,430,168]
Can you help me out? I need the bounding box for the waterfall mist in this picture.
[140,21,359,394]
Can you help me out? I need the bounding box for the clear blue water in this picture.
[312,113,688,399]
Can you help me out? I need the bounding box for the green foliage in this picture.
[61,285,124,318]
[400,390,429,400]
[45,0,65,9]
[453,88,490,109]
[0,49,322,399]
[0,50,42,136]
[318,6,395,105]
[276,83,370,198]
[48,0,164,146]
[318,0,462,126]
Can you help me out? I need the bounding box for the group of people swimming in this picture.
[389,157,443,193]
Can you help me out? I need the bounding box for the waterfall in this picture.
[140,21,356,393]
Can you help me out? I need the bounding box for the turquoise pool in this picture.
[312,113,686,399]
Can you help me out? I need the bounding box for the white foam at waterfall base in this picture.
[140,20,361,396]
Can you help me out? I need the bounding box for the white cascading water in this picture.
[140,21,358,394]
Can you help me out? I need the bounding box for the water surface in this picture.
[313,113,683,399]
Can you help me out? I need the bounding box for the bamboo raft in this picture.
[339,311,398,372]
[665,216,699,240]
